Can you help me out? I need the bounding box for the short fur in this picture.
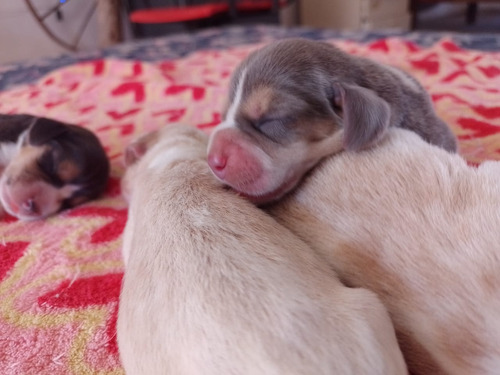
[0,114,109,220]
[117,124,407,375]
[268,128,500,375]
[207,38,457,204]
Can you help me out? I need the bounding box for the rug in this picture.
[0,37,499,374]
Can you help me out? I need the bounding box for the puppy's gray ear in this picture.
[333,83,391,151]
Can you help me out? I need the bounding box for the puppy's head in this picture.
[122,124,208,201]
[207,38,391,205]
[0,117,110,221]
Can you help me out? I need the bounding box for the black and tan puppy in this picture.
[0,114,110,221]
[207,38,457,204]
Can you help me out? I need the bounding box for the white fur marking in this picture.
[226,69,246,125]
[0,142,18,167]
[16,118,37,151]
[61,184,82,196]
[207,69,247,153]
[16,128,30,151]
[213,68,247,134]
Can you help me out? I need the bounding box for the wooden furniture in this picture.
[300,0,411,31]
[96,0,122,47]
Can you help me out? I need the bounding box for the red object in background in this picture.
[237,0,286,12]
[130,3,229,24]
[129,1,288,24]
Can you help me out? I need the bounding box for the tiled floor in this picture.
[415,3,500,33]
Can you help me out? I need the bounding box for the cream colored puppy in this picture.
[268,128,500,375]
[117,124,407,375]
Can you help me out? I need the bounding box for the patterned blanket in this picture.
[0,34,499,374]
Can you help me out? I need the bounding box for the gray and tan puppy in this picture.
[268,128,500,375]
[117,124,407,375]
[207,38,457,204]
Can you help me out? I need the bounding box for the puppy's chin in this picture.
[232,174,301,206]
[236,190,286,206]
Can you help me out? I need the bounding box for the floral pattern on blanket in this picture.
[0,36,499,374]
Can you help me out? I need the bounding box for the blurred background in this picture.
[1,0,499,65]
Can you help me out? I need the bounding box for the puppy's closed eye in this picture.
[255,118,287,142]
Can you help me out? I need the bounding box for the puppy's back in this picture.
[269,128,500,374]
[118,125,407,375]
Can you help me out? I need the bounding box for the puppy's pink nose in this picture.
[207,153,227,179]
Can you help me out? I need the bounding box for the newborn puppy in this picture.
[117,124,407,375]
[0,114,109,220]
[268,128,500,375]
[207,38,457,204]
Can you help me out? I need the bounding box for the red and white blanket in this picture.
[0,37,499,374]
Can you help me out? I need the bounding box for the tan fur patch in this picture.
[58,160,80,182]
[241,86,274,121]
[298,117,340,142]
